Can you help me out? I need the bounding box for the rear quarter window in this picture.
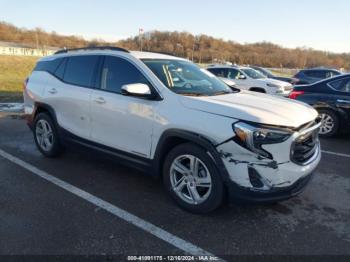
[34,58,63,74]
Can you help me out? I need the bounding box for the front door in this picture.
[90,56,155,158]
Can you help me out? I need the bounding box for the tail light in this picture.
[289,90,304,99]
[23,77,29,91]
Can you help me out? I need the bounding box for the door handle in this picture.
[48,88,57,94]
[337,99,350,104]
[94,97,106,104]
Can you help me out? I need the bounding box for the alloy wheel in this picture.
[35,119,54,152]
[169,155,212,205]
[319,113,335,135]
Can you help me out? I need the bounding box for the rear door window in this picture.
[207,68,228,78]
[63,55,99,87]
[305,70,326,78]
[329,78,350,93]
[343,79,350,93]
[54,58,67,79]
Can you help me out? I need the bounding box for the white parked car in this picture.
[207,65,293,96]
[24,47,321,213]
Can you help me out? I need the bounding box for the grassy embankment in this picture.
[0,55,38,102]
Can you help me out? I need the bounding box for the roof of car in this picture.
[130,51,186,61]
[41,48,186,62]
[207,65,248,70]
[326,73,350,80]
[300,68,340,72]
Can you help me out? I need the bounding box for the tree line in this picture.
[1,21,349,69]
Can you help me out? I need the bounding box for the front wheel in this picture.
[163,143,224,213]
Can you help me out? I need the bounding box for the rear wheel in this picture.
[318,109,339,137]
[163,143,224,213]
[34,113,63,157]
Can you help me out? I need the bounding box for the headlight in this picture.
[266,83,279,88]
[233,122,292,159]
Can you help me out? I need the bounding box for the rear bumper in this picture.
[226,172,314,203]
[23,102,36,130]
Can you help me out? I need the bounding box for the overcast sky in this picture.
[1,0,349,53]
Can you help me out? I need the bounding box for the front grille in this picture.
[291,124,320,165]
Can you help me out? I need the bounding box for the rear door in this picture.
[90,55,155,157]
[45,55,100,139]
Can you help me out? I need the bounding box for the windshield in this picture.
[142,59,233,96]
[254,67,274,78]
[241,68,266,79]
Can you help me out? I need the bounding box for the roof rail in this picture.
[141,50,176,57]
[54,46,129,55]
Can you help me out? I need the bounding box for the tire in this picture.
[33,112,63,157]
[249,87,266,93]
[163,143,224,213]
[318,109,339,137]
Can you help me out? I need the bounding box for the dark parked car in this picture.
[289,74,350,137]
[293,68,342,85]
[250,66,298,85]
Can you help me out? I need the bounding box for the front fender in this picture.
[151,129,231,183]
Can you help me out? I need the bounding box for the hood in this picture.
[259,78,292,87]
[180,91,318,128]
[219,77,236,87]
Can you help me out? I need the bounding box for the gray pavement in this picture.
[0,113,349,257]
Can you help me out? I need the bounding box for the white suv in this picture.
[207,65,293,96]
[24,47,321,213]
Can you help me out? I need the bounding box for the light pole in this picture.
[139,28,144,52]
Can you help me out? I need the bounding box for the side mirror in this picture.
[121,83,152,98]
[238,74,247,80]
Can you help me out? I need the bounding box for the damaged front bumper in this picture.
[226,171,315,203]
[216,122,321,203]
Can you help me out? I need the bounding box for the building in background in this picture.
[0,41,58,57]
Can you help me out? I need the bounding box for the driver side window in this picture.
[227,69,241,80]
[100,56,149,94]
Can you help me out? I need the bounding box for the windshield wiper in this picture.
[177,92,205,97]
[211,91,232,96]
